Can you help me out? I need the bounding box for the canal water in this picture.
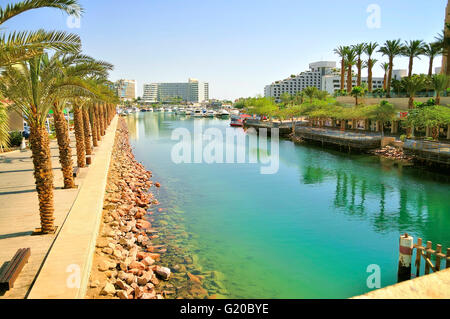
[126,112,450,299]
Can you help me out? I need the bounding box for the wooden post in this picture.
[415,238,423,277]
[446,248,450,269]
[398,233,414,283]
[424,241,432,275]
[435,245,442,271]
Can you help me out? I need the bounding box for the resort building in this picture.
[264,61,335,99]
[321,75,385,94]
[142,78,209,103]
[265,61,408,97]
[115,79,136,101]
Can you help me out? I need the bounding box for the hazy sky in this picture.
[3,0,447,100]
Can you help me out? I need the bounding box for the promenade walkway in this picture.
[0,117,117,299]
[0,133,84,299]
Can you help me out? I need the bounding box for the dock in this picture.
[403,140,450,166]
[294,126,382,151]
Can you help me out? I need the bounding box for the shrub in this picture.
[9,131,23,147]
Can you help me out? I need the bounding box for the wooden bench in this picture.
[0,248,31,291]
[73,167,80,178]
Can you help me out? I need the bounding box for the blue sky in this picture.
[3,0,447,100]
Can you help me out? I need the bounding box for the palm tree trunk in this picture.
[73,107,86,168]
[89,105,98,147]
[428,57,434,77]
[29,124,55,234]
[408,57,413,77]
[94,104,101,141]
[408,97,415,109]
[387,58,393,98]
[52,108,75,189]
[357,59,362,86]
[383,72,387,91]
[368,60,373,92]
[82,108,92,156]
[436,92,441,105]
[347,66,352,93]
[340,59,345,91]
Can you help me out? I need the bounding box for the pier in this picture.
[294,126,382,151]
[403,140,450,166]
[244,119,295,136]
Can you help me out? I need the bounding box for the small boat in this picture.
[204,110,215,118]
[176,108,186,115]
[217,109,230,118]
[165,108,173,113]
[193,109,203,118]
[230,114,244,127]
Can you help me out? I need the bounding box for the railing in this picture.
[403,139,450,164]
[397,233,450,283]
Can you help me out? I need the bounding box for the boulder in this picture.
[100,282,116,296]
[155,266,171,280]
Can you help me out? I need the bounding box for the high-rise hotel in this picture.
[143,78,209,103]
[115,79,136,101]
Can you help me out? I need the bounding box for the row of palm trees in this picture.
[334,38,444,98]
[0,0,118,234]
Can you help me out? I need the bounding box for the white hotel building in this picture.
[264,61,405,99]
[143,78,209,103]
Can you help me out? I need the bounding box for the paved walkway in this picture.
[28,116,118,299]
[354,268,450,299]
[0,125,107,299]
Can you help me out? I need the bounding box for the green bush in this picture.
[9,131,22,147]
[400,134,407,142]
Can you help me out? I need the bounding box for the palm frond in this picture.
[0,0,83,25]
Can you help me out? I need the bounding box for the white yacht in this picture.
[217,109,230,118]
[205,109,215,118]
[193,109,203,118]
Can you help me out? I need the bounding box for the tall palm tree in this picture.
[402,40,425,77]
[423,42,443,76]
[334,46,349,91]
[379,39,404,97]
[0,0,83,66]
[353,43,365,87]
[303,86,318,103]
[0,55,86,233]
[381,62,390,91]
[345,47,357,93]
[430,74,449,105]
[364,42,378,92]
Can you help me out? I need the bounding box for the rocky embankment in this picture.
[86,118,170,299]
[372,145,413,162]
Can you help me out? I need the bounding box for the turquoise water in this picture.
[126,112,450,299]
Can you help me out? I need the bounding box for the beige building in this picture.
[115,79,136,101]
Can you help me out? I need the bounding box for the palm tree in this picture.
[353,43,365,87]
[345,47,357,93]
[0,104,9,151]
[0,55,82,233]
[364,42,379,92]
[351,86,365,105]
[334,46,349,91]
[430,74,449,105]
[0,0,83,67]
[402,75,427,109]
[402,40,425,77]
[379,40,404,97]
[423,42,443,76]
[381,62,390,91]
[303,86,318,103]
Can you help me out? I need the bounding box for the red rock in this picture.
[155,182,161,188]
[187,272,202,284]
[136,220,151,230]
[142,256,155,266]
[129,261,145,271]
